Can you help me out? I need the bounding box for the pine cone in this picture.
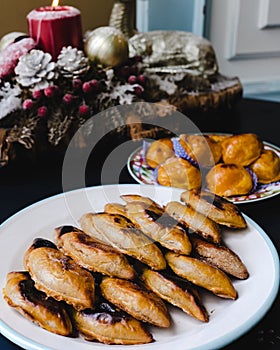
[15,50,56,90]
[57,46,90,79]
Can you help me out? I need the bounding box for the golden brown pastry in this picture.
[221,133,263,166]
[165,201,221,243]
[3,271,73,336]
[180,189,247,228]
[206,163,253,197]
[140,268,209,322]
[190,236,249,279]
[80,213,166,270]
[249,149,280,184]
[165,252,237,300]
[157,156,202,190]
[145,138,175,168]
[100,277,170,328]
[24,238,95,310]
[124,201,192,255]
[179,134,222,167]
[73,301,153,345]
[121,194,161,208]
[208,134,231,143]
[55,226,135,280]
[104,203,127,216]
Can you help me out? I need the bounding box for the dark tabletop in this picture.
[0,97,279,349]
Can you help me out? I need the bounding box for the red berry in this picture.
[22,99,34,110]
[82,81,93,94]
[32,89,43,100]
[72,79,82,89]
[133,85,144,95]
[79,104,90,116]
[90,79,99,91]
[119,65,130,78]
[44,85,59,98]
[133,55,143,63]
[38,106,48,117]
[63,93,74,105]
[137,74,146,85]
[128,75,138,84]
[130,66,138,75]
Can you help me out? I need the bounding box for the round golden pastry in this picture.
[221,133,263,166]
[206,163,253,197]
[179,134,222,167]
[208,134,232,143]
[157,156,201,190]
[146,138,175,169]
[249,149,280,184]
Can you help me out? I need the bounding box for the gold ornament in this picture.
[84,26,129,68]
[0,32,27,52]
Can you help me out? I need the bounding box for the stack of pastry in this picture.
[145,133,280,197]
[3,191,249,345]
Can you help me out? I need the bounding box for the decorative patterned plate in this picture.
[127,138,280,204]
[0,184,279,350]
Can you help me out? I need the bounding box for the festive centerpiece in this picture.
[0,0,242,168]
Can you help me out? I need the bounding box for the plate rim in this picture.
[126,137,280,204]
[0,184,279,350]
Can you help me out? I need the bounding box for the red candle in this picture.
[27,5,83,61]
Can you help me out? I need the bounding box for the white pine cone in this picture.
[15,49,56,90]
[57,46,90,78]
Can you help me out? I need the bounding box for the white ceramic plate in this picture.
[127,139,280,204]
[0,184,279,350]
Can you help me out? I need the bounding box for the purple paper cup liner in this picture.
[171,137,199,168]
[142,140,151,166]
[246,167,258,193]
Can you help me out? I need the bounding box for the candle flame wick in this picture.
[51,0,60,7]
